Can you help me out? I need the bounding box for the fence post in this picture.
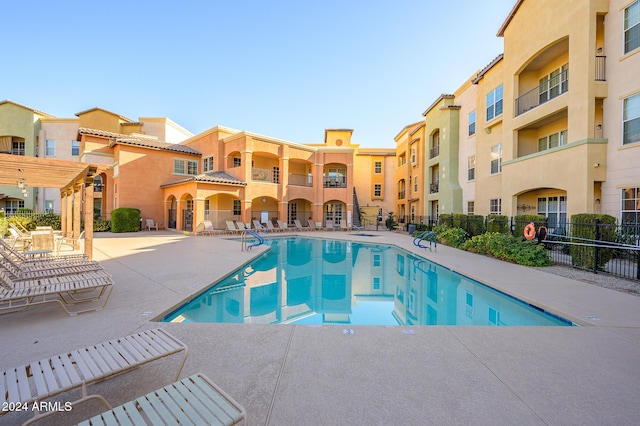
[593,219,600,274]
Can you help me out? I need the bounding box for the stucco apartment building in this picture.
[1,102,396,232]
[397,0,640,229]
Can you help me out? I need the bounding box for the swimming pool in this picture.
[160,237,573,326]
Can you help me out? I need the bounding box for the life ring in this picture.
[537,226,548,242]
[524,223,536,240]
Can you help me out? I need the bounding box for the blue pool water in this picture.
[160,237,573,326]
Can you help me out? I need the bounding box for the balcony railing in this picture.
[515,68,569,116]
[323,177,347,188]
[288,172,312,187]
[595,55,606,81]
[429,182,439,194]
[252,167,278,183]
[429,145,439,159]
[398,191,405,200]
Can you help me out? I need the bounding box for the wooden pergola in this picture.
[0,153,104,259]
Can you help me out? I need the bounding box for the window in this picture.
[11,141,25,156]
[467,201,475,214]
[623,93,640,145]
[233,199,242,216]
[45,140,55,156]
[539,64,569,104]
[373,254,381,267]
[625,0,640,54]
[486,85,503,121]
[203,156,214,172]
[430,131,440,159]
[374,161,382,174]
[490,144,502,174]
[490,198,501,214]
[621,188,640,225]
[273,166,280,183]
[372,277,381,290]
[413,177,418,193]
[174,159,198,175]
[468,110,476,136]
[233,157,241,167]
[538,196,567,229]
[538,130,568,151]
[467,156,475,181]
[410,146,416,164]
[45,200,54,213]
[93,176,103,192]
[5,200,24,214]
[399,153,406,166]
[374,184,382,197]
[71,140,80,156]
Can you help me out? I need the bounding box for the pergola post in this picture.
[66,189,73,237]
[73,185,82,242]
[83,179,94,260]
[60,191,68,236]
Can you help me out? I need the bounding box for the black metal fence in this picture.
[410,215,640,281]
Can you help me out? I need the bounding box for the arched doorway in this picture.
[167,196,177,229]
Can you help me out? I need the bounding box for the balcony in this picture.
[515,68,568,116]
[429,182,439,194]
[429,145,439,159]
[595,56,606,81]
[252,167,278,183]
[398,191,405,200]
[323,177,346,188]
[288,172,312,187]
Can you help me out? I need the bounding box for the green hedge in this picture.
[31,213,62,230]
[462,232,551,266]
[486,214,509,233]
[570,213,617,270]
[110,208,141,233]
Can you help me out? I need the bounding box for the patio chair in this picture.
[7,228,31,251]
[277,220,291,232]
[146,218,159,231]
[234,221,246,233]
[265,221,282,233]
[252,220,268,233]
[196,220,217,236]
[294,219,310,232]
[225,220,241,235]
[9,222,30,237]
[0,238,89,263]
[0,269,113,316]
[307,219,321,231]
[77,373,246,426]
[0,328,188,425]
[0,249,103,280]
[325,219,335,231]
[55,231,85,254]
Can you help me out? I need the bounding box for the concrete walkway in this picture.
[2,230,640,425]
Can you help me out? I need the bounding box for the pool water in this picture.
[160,237,572,326]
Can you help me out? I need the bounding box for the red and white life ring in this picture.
[524,223,536,240]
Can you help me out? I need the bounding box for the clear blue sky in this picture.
[2,0,514,147]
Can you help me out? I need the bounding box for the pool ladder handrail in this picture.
[242,229,265,251]
[413,230,436,250]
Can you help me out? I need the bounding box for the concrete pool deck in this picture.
[2,230,640,425]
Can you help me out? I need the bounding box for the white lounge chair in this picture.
[0,329,188,425]
[294,219,309,232]
[276,220,291,232]
[0,269,113,316]
[197,220,216,236]
[225,220,241,235]
[265,221,282,233]
[146,219,159,231]
[0,249,103,280]
[77,373,246,426]
[307,219,321,231]
[56,230,85,254]
[325,220,335,231]
[252,220,268,233]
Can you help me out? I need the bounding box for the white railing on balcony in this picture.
[515,68,569,116]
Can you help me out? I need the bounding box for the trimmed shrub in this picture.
[437,227,468,248]
[513,214,547,240]
[570,213,617,270]
[438,214,454,228]
[462,232,551,266]
[94,218,111,232]
[110,208,141,233]
[8,215,33,231]
[486,214,509,233]
[452,213,485,237]
[0,216,6,237]
[32,213,62,230]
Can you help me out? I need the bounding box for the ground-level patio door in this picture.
[325,202,344,223]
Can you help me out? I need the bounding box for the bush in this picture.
[513,215,547,240]
[452,214,485,237]
[570,214,617,270]
[110,208,141,233]
[8,215,33,231]
[32,213,62,230]
[486,214,509,233]
[437,227,468,248]
[94,218,111,232]
[0,216,6,237]
[462,232,551,266]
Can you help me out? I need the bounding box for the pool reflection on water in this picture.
[161,237,572,326]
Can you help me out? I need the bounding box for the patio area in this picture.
[2,230,640,425]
